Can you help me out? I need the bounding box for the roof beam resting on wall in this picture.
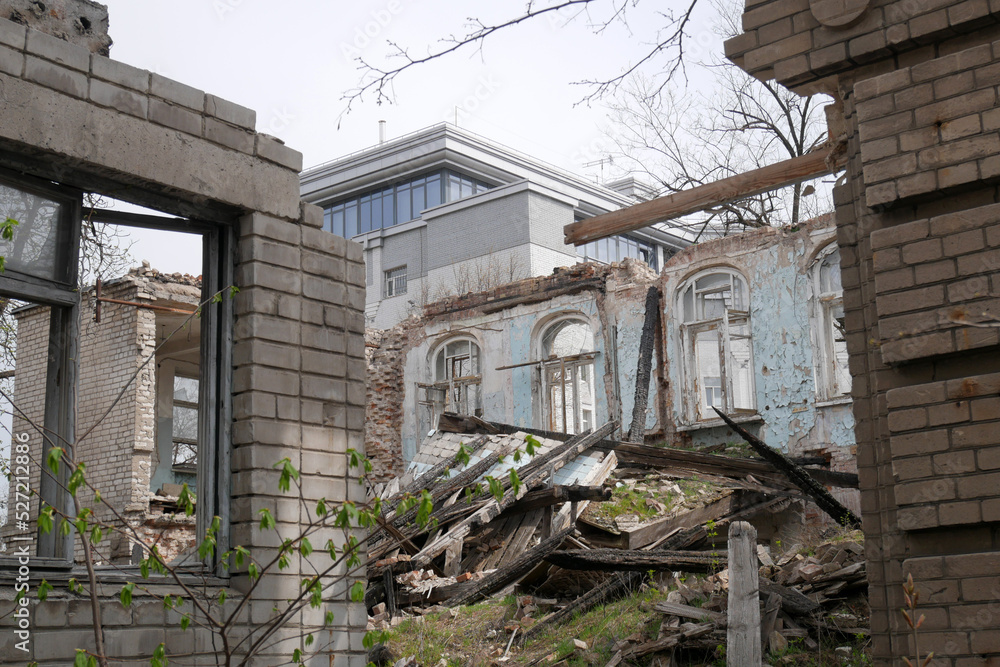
[563,145,847,246]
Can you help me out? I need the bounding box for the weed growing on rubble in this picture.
[901,573,933,667]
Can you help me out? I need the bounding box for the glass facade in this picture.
[323,169,492,238]
[577,234,658,270]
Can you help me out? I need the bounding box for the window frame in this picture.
[812,243,850,403]
[0,169,235,569]
[383,265,408,298]
[677,268,756,424]
[535,316,597,435]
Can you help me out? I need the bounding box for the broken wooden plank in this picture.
[384,435,490,514]
[504,485,612,515]
[410,422,617,569]
[727,521,761,667]
[524,525,707,638]
[563,145,844,245]
[622,622,715,660]
[760,593,782,651]
[545,549,726,573]
[497,509,544,568]
[713,408,862,528]
[627,285,661,443]
[653,601,726,625]
[445,527,574,607]
[758,579,821,616]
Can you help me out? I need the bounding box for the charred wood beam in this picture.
[545,549,725,573]
[712,408,861,528]
[478,421,858,489]
[445,527,574,608]
[627,285,661,444]
[503,485,611,515]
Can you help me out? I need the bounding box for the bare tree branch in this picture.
[340,0,703,118]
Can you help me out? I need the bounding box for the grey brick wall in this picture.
[425,190,532,272]
[0,12,368,667]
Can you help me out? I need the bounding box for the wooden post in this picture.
[727,521,761,666]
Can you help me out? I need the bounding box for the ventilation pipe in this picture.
[378,120,386,144]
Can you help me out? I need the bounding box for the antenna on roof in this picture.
[379,120,387,144]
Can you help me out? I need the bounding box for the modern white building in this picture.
[300,123,689,329]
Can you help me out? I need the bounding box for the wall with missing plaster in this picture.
[660,220,855,467]
[368,220,856,510]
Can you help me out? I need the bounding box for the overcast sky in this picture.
[97,0,727,275]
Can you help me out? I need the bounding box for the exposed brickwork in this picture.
[857,44,1000,208]
[729,2,1000,664]
[871,202,1000,363]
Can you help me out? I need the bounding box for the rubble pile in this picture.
[365,414,867,665]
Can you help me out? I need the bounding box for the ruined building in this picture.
[299,123,690,329]
[0,3,369,665]
[367,216,859,521]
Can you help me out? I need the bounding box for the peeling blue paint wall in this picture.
[660,225,856,461]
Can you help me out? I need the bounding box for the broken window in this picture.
[813,244,850,401]
[419,337,483,431]
[539,318,596,435]
[0,177,233,566]
[678,269,755,422]
[384,266,407,297]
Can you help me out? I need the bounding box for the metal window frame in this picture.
[384,265,407,298]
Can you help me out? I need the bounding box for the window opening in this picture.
[0,181,231,568]
[384,266,407,297]
[577,234,659,270]
[322,168,492,238]
[539,319,596,435]
[418,338,482,433]
[813,245,850,400]
[678,269,755,422]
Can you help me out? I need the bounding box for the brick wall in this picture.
[0,9,368,666]
[727,1,1000,663]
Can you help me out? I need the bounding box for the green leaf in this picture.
[2,216,19,241]
[89,524,103,545]
[68,463,86,495]
[211,292,223,304]
[415,490,434,529]
[74,649,89,667]
[299,537,313,557]
[524,434,540,457]
[316,498,328,516]
[325,610,335,625]
[46,447,63,474]
[258,508,276,531]
[180,615,191,631]
[456,442,471,467]
[292,649,302,664]
[486,476,504,502]
[274,458,300,493]
[509,468,522,497]
[151,642,167,667]
[228,285,240,298]
[218,589,227,605]
[350,580,365,602]
[38,506,54,534]
[305,634,315,646]
[177,484,195,516]
[140,559,150,579]
[248,562,260,582]
[120,582,135,607]
[37,579,52,602]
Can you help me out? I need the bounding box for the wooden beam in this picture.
[563,147,845,246]
[545,548,725,573]
[727,521,761,667]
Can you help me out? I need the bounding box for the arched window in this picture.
[538,318,596,434]
[431,337,482,417]
[678,269,755,422]
[813,245,850,400]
